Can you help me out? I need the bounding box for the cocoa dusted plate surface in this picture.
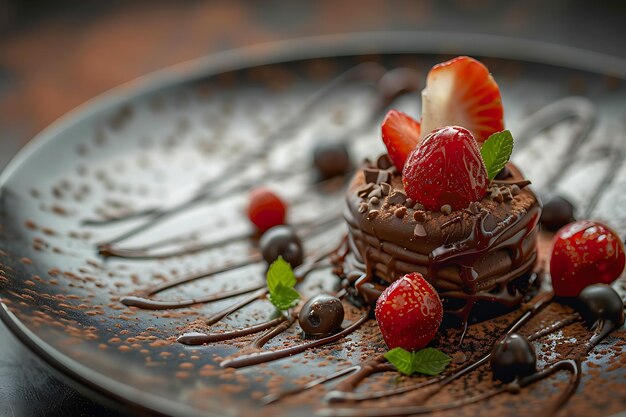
[1,33,625,417]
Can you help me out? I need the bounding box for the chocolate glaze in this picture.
[341,162,541,325]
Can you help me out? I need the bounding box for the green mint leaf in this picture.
[384,347,451,376]
[384,347,416,376]
[410,347,452,376]
[266,256,297,294]
[480,130,514,181]
[268,284,300,311]
[266,256,300,311]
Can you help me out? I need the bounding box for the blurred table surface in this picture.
[0,1,625,416]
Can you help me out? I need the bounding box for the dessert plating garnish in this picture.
[313,142,353,180]
[479,130,514,181]
[550,220,626,297]
[490,333,537,383]
[298,294,345,337]
[266,256,300,311]
[540,195,576,232]
[402,126,488,211]
[247,186,287,232]
[259,225,304,267]
[383,347,451,376]
[381,109,421,171]
[375,272,443,351]
[420,56,505,144]
[577,284,625,329]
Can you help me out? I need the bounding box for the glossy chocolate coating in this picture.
[312,142,352,180]
[259,225,304,267]
[578,284,625,327]
[490,333,537,383]
[540,196,576,232]
[298,294,345,337]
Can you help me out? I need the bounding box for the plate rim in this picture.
[1,31,626,417]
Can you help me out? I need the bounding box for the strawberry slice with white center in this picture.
[420,56,504,145]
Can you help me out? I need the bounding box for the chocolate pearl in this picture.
[298,294,344,337]
[540,196,576,232]
[495,165,511,179]
[490,333,536,383]
[376,154,393,170]
[578,284,625,328]
[259,225,304,267]
[312,142,352,180]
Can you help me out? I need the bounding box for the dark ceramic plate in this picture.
[1,33,626,417]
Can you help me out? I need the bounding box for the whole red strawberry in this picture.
[381,109,422,171]
[375,272,443,351]
[402,126,488,211]
[550,220,626,297]
[247,187,287,232]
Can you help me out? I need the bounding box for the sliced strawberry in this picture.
[402,126,488,211]
[381,109,421,171]
[420,56,504,145]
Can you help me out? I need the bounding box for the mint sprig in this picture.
[384,347,451,376]
[480,130,514,181]
[266,256,300,311]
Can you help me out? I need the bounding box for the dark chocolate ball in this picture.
[312,142,352,180]
[490,333,537,383]
[259,225,304,267]
[540,196,576,232]
[494,165,511,180]
[298,294,344,337]
[578,284,625,328]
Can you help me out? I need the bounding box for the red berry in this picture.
[375,272,443,351]
[420,56,504,145]
[402,126,488,211]
[550,220,626,297]
[381,109,421,171]
[247,187,287,232]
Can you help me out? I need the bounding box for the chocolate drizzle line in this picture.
[515,96,595,190]
[100,209,343,260]
[316,308,621,417]
[86,62,421,249]
[320,282,553,404]
[219,312,370,369]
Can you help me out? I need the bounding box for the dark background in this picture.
[0,1,625,416]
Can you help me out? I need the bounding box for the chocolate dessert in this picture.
[0,50,625,417]
[341,159,540,319]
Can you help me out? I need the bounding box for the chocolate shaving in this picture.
[368,187,382,199]
[413,223,427,237]
[356,183,374,197]
[363,168,380,184]
[376,154,393,170]
[387,191,407,206]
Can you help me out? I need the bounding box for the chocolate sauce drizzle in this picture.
[86,62,420,249]
[100,63,624,415]
[315,299,619,417]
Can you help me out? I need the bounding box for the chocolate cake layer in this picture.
[341,159,541,315]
